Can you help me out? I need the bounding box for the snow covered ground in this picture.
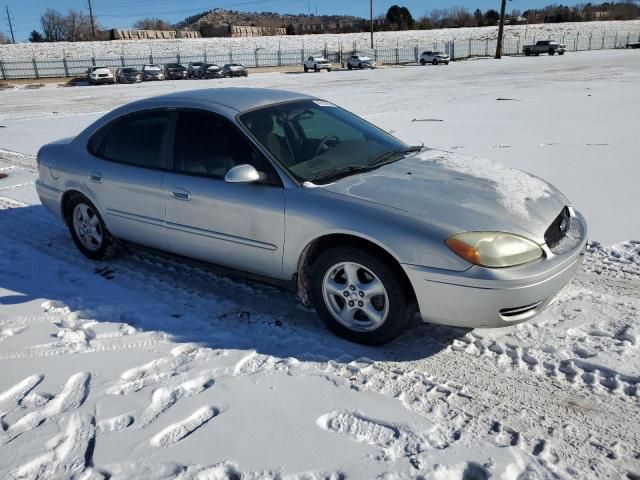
[0,49,639,479]
[0,20,639,60]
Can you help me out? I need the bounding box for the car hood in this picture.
[320,149,569,243]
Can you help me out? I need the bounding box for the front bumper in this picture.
[403,211,588,329]
[89,76,114,84]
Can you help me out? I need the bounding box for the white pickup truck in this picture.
[303,56,332,72]
[523,40,566,56]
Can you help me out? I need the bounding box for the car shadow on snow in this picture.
[0,204,471,364]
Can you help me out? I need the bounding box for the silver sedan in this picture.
[35,88,587,345]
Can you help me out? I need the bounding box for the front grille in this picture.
[544,206,570,248]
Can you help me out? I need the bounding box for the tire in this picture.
[548,48,555,55]
[558,51,564,55]
[358,63,363,69]
[66,194,117,261]
[420,58,426,65]
[432,59,438,65]
[327,68,332,72]
[535,52,540,56]
[309,247,414,345]
[314,65,320,72]
[347,63,353,70]
[304,65,308,72]
[525,49,531,56]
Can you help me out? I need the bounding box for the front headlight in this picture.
[446,232,543,268]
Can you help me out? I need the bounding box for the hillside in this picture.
[176,8,363,31]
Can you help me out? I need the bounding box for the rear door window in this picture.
[96,110,171,169]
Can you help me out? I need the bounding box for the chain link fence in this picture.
[1,31,638,80]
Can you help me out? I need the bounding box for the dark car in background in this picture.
[188,62,205,78]
[141,64,165,81]
[164,63,188,80]
[115,67,141,84]
[198,63,224,79]
[223,63,249,77]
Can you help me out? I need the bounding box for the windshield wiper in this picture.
[309,146,423,184]
[369,145,422,167]
[309,164,376,184]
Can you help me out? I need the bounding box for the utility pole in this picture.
[370,0,374,49]
[87,0,96,39]
[495,0,507,59]
[5,5,15,43]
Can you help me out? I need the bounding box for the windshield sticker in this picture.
[312,100,337,107]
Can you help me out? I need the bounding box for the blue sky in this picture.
[4,0,589,41]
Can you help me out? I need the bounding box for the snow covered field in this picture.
[0,49,639,479]
[0,20,639,60]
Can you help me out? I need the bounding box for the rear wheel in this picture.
[548,48,555,55]
[358,63,363,69]
[525,48,531,56]
[304,65,309,72]
[432,59,438,65]
[347,63,353,70]
[66,194,117,260]
[420,58,426,65]
[314,65,320,72]
[327,68,332,72]
[310,247,414,345]
[558,51,564,55]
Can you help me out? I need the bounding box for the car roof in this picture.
[131,88,316,113]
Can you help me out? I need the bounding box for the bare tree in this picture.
[0,31,11,44]
[133,18,173,31]
[65,10,94,41]
[449,6,475,27]
[429,9,448,28]
[41,9,67,42]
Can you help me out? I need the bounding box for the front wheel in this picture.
[66,194,117,260]
[420,58,426,65]
[309,248,414,345]
[525,49,531,56]
[432,59,438,65]
[358,63,363,69]
[304,65,309,72]
[548,48,555,55]
[347,63,353,70]
[327,68,332,72]
[558,51,564,55]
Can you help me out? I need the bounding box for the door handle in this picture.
[89,171,103,183]
[170,187,191,201]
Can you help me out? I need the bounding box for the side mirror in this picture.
[224,164,262,184]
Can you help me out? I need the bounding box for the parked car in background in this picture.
[303,56,332,72]
[187,62,205,78]
[35,88,587,345]
[198,63,224,79]
[115,67,141,84]
[223,64,248,77]
[626,42,640,49]
[87,66,115,85]
[523,40,566,56]
[141,64,165,81]
[420,51,450,65]
[164,63,188,80]
[347,55,376,70]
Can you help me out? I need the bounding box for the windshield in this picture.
[239,99,408,183]
[122,68,137,73]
